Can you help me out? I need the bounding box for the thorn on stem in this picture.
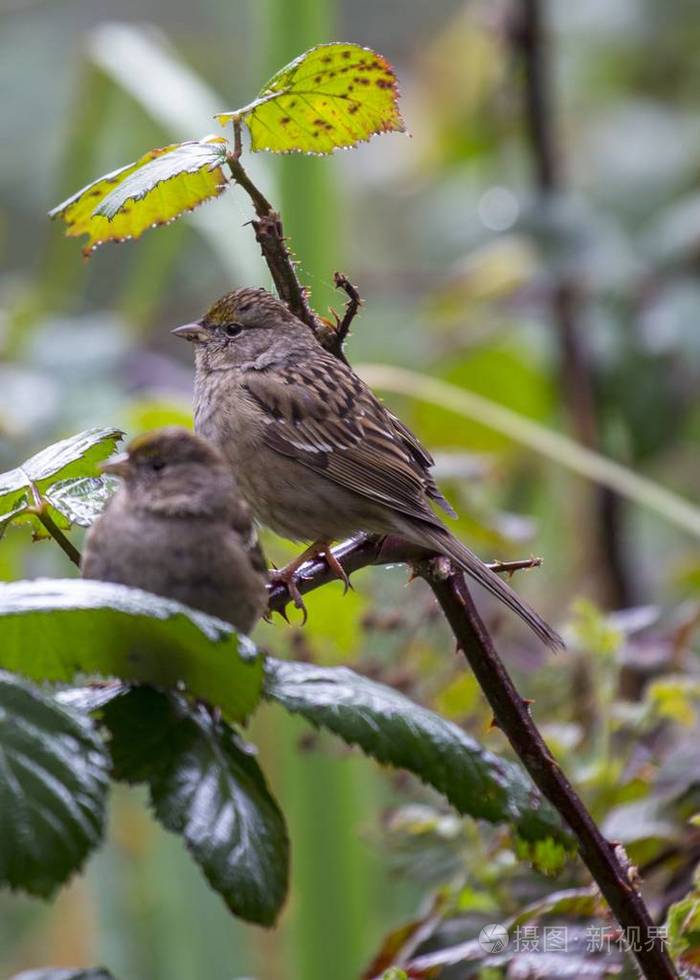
[329,271,362,357]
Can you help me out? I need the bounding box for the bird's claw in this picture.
[287,578,308,626]
[267,541,350,625]
[268,567,308,625]
[322,548,352,595]
[264,604,290,624]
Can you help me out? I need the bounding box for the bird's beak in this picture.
[100,453,130,478]
[172,321,208,343]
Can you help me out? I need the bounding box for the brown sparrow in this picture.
[82,427,268,634]
[173,289,562,648]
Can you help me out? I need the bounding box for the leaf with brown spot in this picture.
[49,138,229,256]
[215,42,405,154]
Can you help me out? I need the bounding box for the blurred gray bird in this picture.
[81,426,268,634]
[173,288,562,649]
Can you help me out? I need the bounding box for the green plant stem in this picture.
[24,479,82,568]
[255,7,379,975]
[31,509,81,567]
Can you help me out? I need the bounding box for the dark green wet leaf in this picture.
[56,683,129,715]
[510,885,603,927]
[103,687,288,926]
[0,579,263,722]
[264,659,572,849]
[666,873,700,971]
[0,672,109,897]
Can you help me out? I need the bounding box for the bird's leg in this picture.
[268,562,308,624]
[268,539,352,623]
[267,545,320,623]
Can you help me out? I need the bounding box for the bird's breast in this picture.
[193,371,263,468]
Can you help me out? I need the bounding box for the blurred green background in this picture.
[1,0,699,978]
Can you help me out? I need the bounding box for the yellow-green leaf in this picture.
[49,138,229,256]
[216,42,405,154]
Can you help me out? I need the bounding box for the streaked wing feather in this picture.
[386,410,435,468]
[243,356,445,529]
[386,410,457,517]
[387,411,457,518]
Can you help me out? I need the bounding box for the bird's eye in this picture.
[223,324,243,338]
[151,459,166,472]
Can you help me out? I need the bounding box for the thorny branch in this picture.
[268,538,677,978]
[227,155,321,335]
[226,154,362,355]
[229,135,676,978]
[267,534,540,613]
[430,571,676,979]
[328,271,362,362]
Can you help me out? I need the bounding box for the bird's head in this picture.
[102,427,230,515]
[172,287,311,367]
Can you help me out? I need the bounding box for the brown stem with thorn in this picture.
[227,155,321,333]
[430,569,676,979]
[226,155,363,355]
[266,538,677,979]
[266,534,542,614]
[232,119,243,161]
[327,271,362,361]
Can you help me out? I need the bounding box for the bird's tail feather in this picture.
[417,527,564,651]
